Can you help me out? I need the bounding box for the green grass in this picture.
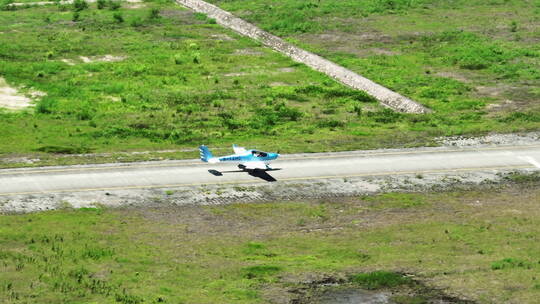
[207,1,540,125]
[0,0,539,165]
[351,271,411,290]
[1,183,540,303]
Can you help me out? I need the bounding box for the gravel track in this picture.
[175,0,430,113]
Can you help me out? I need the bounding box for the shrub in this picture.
[113,12,124,23]
[367,108,402,123]
[173,54,183,65]
[498,111,540,123]
[76,104,94,121]
[491,258,531,270]
[96,0,106,9]
[72,11,80,22]
[35,145,91,154]
[115,291,143,304]
[192,53,200,64]
[317,119,344,128]
[130,17,143,27]
[294,85,325,95]
[510,20,518,32]
[35,98,57,114]
[148,8,160,20]
[351,271,411,290]
[0,0,15,11]
[108,0,120,10]
[353,104,362,117]
[72,0,87,11]
[243,265,281,279]
[193,12,207,21]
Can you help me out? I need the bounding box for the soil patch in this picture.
[0,77,32,110]
[61,55,127,65]
[436,71,471,83]
[210,33,234,41]
[80,55,126,63]
[159,9,206,24]
[234,48,264,56]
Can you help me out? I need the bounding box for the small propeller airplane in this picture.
[199,144,279,171]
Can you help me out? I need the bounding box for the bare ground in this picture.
[0,77,42,110]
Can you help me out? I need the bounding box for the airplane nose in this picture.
[275,153,280,159]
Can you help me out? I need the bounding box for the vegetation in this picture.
[1,183,540,303]
[0,0,538,164]
[206,1,540,124]
[351,271,411,290]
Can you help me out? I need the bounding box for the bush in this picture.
[72,0,87,11]
[192,54,200,64]
[510,20,518,32]
[72,11,80,22]
[113,12,124,23]
[193,12,207,21]
[317,119,344,128]
[0,0,15,11]
[130,17,143,27]
[498,111,540,123]
[242,265,281,279]
[35,145,92,154]
[75,104,94,121]
[108,0,120,10]
[491,258,531,270]
[148,8,160,20]
[351,271,411,290]
[35,98,57,114]
[367,108,402,123]
[353,104,362,117]
[96,0,106,9]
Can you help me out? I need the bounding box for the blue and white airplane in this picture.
[199,144,279,170]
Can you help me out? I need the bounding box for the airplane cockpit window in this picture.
[252,150,268,157]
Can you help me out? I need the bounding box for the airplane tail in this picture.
[199,145,213,162]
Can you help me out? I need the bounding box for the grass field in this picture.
[0,0,538,165]
[1,179,540,303]
[207,0,540,122]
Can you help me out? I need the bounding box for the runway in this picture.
[1,144,539,196]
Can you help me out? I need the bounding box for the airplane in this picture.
[199,144,279,171]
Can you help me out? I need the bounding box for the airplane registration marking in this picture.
[0,164,534,196]
[1,144,539,176]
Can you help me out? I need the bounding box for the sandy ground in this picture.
[61,55,127,66]
[0,77,32,110]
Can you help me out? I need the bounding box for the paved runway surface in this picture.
[1,145,539,196]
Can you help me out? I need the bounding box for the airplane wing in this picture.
[232,144,246,154]
[242,161,268,170]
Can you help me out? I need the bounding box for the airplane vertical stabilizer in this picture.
[199,145,213,162]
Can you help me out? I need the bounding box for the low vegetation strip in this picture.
[1,182,539,303]
[175,0,430,113]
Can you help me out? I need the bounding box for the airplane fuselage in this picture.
[217,151,278,163]
[199,145,279,170]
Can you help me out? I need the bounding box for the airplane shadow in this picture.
[208,168,280,182]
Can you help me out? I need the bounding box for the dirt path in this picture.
[175,0,430,113]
